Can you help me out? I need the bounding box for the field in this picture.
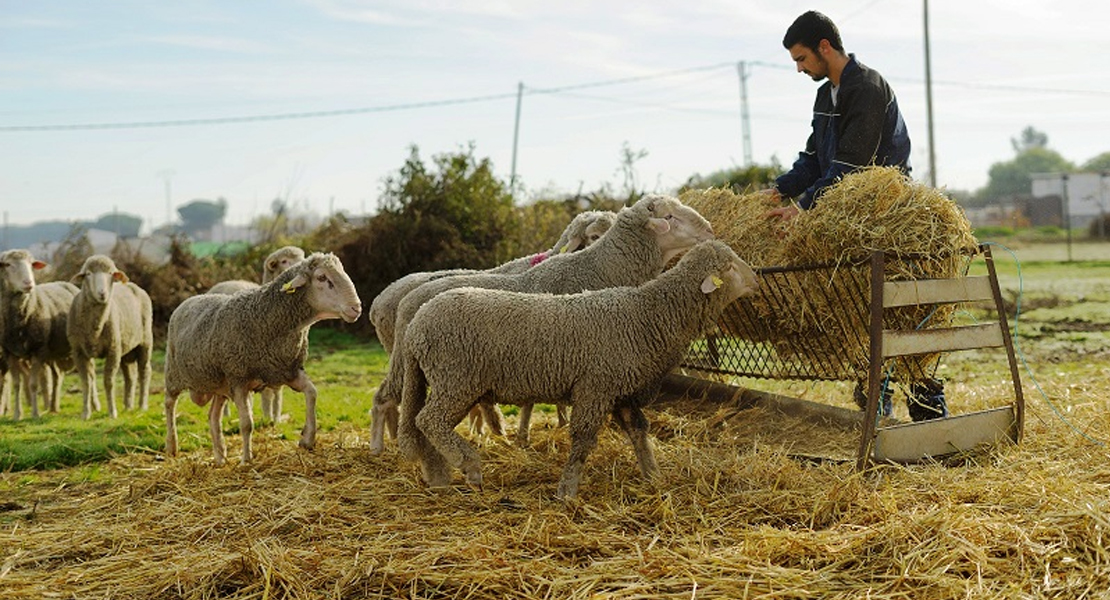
[1,241,1109,599]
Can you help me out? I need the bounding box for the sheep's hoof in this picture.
[298,438,316,451]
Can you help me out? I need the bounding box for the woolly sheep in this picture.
[370,194,713,454]
[66,255,154,419]
[207,246,307,423]
[399,239,758,498]
[0,249,79,420]
[163,252,362,466]
[368,210,617,449]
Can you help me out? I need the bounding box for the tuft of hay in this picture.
[2,381,1110,599]
[682,168,979,382]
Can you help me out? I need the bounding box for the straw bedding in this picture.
[681,167,980,382]
[2,375,1109,599]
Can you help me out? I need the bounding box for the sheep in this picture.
[367,210,616,450]
[207,246,307,423]
[0,250,79,420]
[66,255,154,419]
[370,194,713,455]
[163,252,362,466]
[399,239,759,498]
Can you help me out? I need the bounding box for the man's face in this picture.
[788,42,828,82]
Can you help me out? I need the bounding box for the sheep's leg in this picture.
[556,405,570,428]
[76,353,96,420]
[260,387,274,424]
[208,396,229,466]
[104,356,119,419]
[417,393,484,490]
[49,362,63,413]
[398,360,451,487]
[164,390,180,457]
[556,399,609,500]
[287,369,318,450]
[121,361,137,412]
[136,347,151,410]
[10,359,25,421]
[0,370,8,416]
[25,359,43,419]
[516,403,535,447]
[611,404,660,480]
[232,386,254,464]
[478,402,506,437]
[274,387,284,423]
[369,372,400,455]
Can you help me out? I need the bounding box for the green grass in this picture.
[0,327,388,472]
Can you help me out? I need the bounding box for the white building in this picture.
[1031,172,1110,230]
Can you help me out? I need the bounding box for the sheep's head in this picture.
[686,240,759,305]
[636,194,715,263]
[557,210,618,254]
[279,252,362,323]
[0,249,47,295]
[71,255,127,304]
[263,246,306,284]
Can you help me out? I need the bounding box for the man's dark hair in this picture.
[783,10,844,53]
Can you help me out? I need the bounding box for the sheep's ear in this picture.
[267,259,279,272]
[281,272,309,294]
[70,272,86,285]
[32,260,47,270]
[112,271,129,284]
[645,217,671,234]
[700,274,724,294]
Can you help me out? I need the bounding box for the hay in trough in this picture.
[2,378,1109,599]
[681,168,979,382]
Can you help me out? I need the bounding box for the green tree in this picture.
[1081,152,1110,173]
[1011,125,1049,153]
[92,212,142,238]
[680,159,783,193]
[177,198,228,236]
[977,145,1073,203]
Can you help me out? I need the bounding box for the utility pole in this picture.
[1061,173,1073,263]
[736,61,753,167]
[923,0,937,187]
[157,169,175,228]
[509,81,524,201]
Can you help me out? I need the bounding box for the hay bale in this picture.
[684,167,979,382]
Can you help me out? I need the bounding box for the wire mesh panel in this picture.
[682,255,959,383]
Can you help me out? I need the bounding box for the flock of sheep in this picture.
[0,193,759,498]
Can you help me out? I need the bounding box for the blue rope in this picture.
[982,241,1106,447]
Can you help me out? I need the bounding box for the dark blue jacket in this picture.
[774,55,911,209]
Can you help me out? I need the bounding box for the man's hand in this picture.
[764,205,801,222]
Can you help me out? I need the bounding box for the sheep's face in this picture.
[561,211,617,253]
[581,213,616,247]
[288,254,362,323]
[0,251,45,295]
[73,257,126,304]
[639,195,715,263]
[265,247,306,281]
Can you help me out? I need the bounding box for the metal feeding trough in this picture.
[663,244,1023,469]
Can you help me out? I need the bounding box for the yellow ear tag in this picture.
[559,244,570,254]
[281,282,297,294]
[711,275,724,289]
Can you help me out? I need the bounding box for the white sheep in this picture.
[399,239,758,498]
[370,194,713,454]
[163,252,362,466]
[368,210,617,449]
[206,246,307,423]
[0,249,79,420]
[66,255,154,419]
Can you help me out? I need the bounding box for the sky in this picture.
[2,0,1108,230]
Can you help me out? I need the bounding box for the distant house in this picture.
[1031,172,1110,230]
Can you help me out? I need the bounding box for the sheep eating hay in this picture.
[66,255,154,419]
[367,209,617,451]
[370,195,713,455]
[163,252,362,466]
[399,239,759,499]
